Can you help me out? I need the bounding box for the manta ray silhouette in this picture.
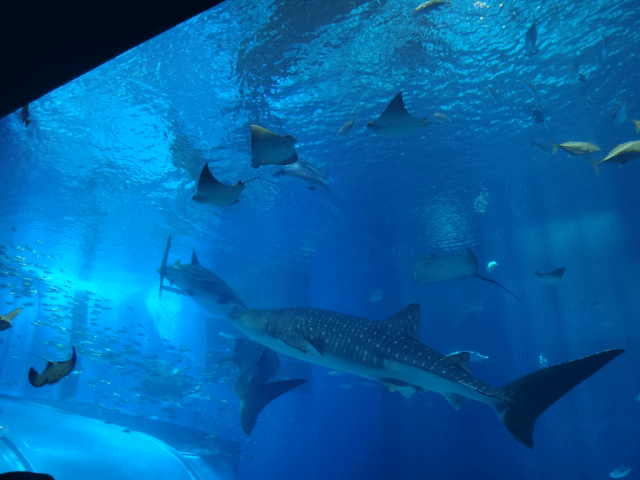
[28,347,77,387]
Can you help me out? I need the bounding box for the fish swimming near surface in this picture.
[273,161,329,192]
[0,473,54,480]
[550,140,601,155]
[432,112,452,124]
[610,467,633,478]
[599,36,609,64]
[337,115,357,137]
[219,338,306,434]
[531,140,554,154]
[524,16,539,56]
[192,164,245,206]
[228,303,624,448]
[158,235,247,318]
[20,104,32,127]
[461,302,484,313]
[534,267,566,285]
[367,92,429,138]
[28,346,77,387]
[486,84,500,101]
[523,79,539,98]
[598,140,640,166]
[531,104,547,129]
[250,125,298,168]
[412,248,523,302]
[0,307,22,331]
[612,98,628,125]
[412,0,450,15]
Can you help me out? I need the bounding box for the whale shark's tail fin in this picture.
[493,348,623,448]
[240,379,306,435]
[158,235,172,299]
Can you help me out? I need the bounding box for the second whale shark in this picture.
[158,235,247,318]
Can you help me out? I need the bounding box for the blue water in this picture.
[1,0,640,479]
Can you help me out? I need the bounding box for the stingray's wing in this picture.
[193,164,245,205]
[28,347,77,387]
[1,307,22,323]
[251,125,298,168]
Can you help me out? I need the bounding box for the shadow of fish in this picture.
[28,346,77,387]
[534,267,566,285]
[220,338,306,434]
[525,15,539,55]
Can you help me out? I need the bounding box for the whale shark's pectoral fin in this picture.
[273,333,324,355]
[161,285,192,297]
[444,392,467,410]
[380,377,423,399]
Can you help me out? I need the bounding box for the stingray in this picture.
[28,346,77,387]
[250,125,298,168]
[412,248,522,302]
[0,307,22,331]
[534,267,566,285]
[367,92,429,138]
[192,164,245,206]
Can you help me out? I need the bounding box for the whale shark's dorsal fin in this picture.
[445,351,471,373]
[191,250,200,266]
[382,303,420,340]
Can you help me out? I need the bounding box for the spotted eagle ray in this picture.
[534,267,566,285]
[192,164,245,206]
[228,303,623,448]
[412,248,523,302]
[158,235,247,318]
[220,338,306,434]
[250,125,298,168]
[0,307,22,331]
[28,346,77,387]
[367,92,429,137]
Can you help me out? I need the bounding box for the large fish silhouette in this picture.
[28,347,77,387]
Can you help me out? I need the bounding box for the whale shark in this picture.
[158,235,247,318]
[228,303,623,448]
[220,338,306,434]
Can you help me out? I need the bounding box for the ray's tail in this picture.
[493,348,624,448]
[473,274,523,302]
[158,234,171,299]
